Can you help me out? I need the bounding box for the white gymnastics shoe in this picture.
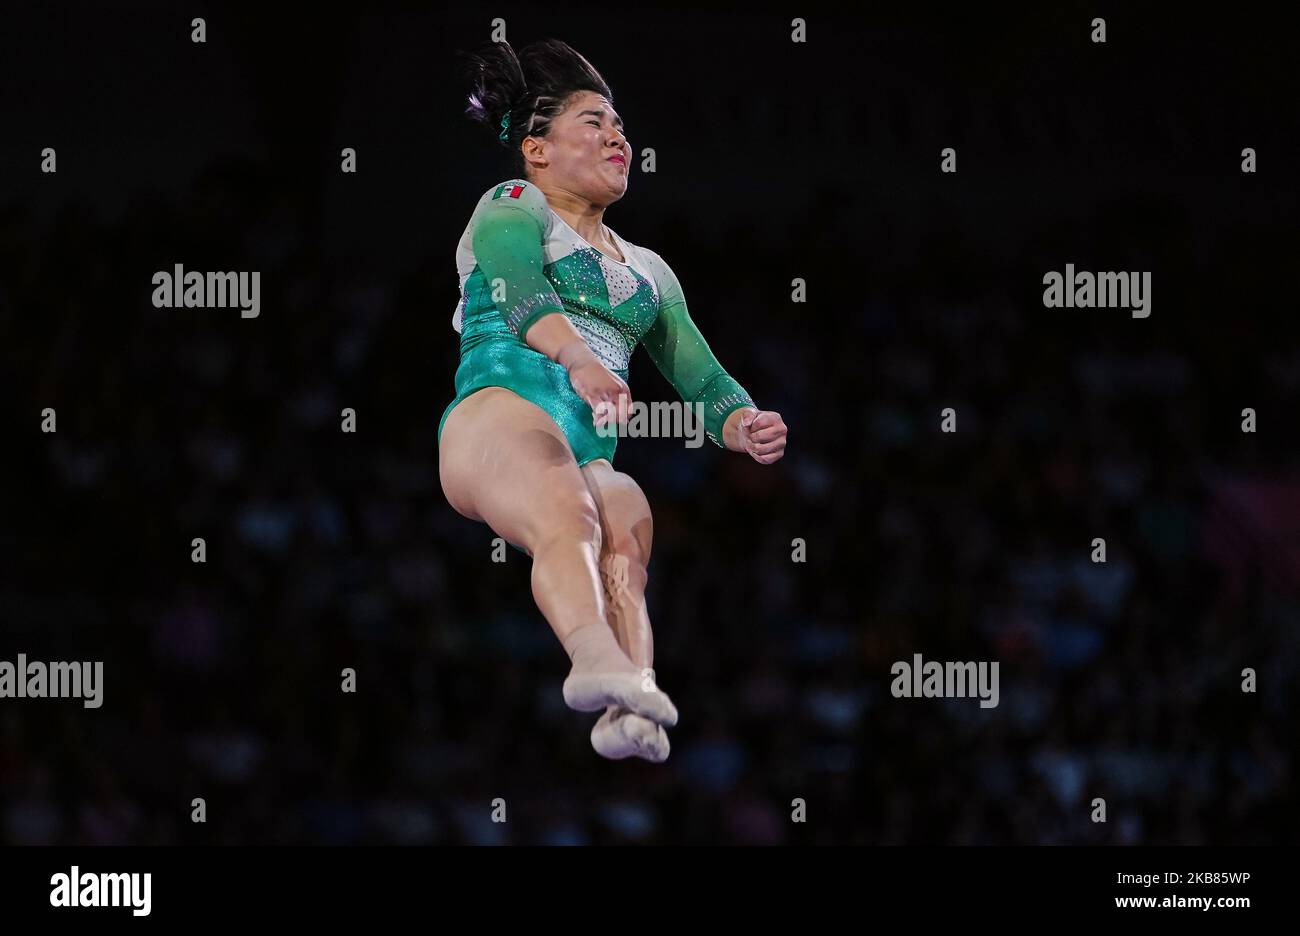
[590,705,670,763]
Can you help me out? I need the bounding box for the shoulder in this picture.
[629,243,681,295]
[471,178,550,227]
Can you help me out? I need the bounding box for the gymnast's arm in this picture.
[639,250,759,451]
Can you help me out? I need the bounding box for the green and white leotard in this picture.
[437,178,754,467]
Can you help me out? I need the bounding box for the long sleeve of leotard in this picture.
[639,250,756,448]
[469,180,565,341]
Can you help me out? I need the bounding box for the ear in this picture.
[521,135,549,170]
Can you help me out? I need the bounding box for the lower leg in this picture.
[589,545,671,759]
[601,551,653,671]
[529,523,676,727]
[527,514,608,647]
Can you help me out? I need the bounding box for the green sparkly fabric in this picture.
[439,179,754,466]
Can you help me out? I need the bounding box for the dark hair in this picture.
[461,39,614,177]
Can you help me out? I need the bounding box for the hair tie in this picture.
[498,112,512,142]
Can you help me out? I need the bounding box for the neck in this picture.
[537,184,608,245]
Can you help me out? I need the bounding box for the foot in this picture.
[560,622,679,727]
[590,706,670,763]
[563,668,678,727]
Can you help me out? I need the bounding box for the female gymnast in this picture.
[437,39,787,762]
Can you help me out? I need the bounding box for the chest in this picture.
[543,246,661,342]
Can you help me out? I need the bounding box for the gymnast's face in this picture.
[524,90,630,206]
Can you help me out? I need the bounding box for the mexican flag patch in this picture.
[492,182,527,200]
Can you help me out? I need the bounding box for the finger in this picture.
[748,426,785,444]
[615,388,633,424]
[749,438,786,456]
[590,398,614,426]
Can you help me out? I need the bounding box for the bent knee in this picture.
[532,489,603,555]
[603,527,650,573]
[599,472,653,565]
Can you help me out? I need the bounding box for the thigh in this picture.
[579,459,654,565]
[440,387,598,553]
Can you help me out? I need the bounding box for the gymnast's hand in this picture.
[731,408,787,464]
[557,339,632,429]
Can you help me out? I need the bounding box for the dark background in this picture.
[1,1,1297,845]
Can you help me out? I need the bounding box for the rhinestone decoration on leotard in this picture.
[545,246,661,352]
[599,252,640,306]
[571,314,633,371]
[502,290,564,337]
